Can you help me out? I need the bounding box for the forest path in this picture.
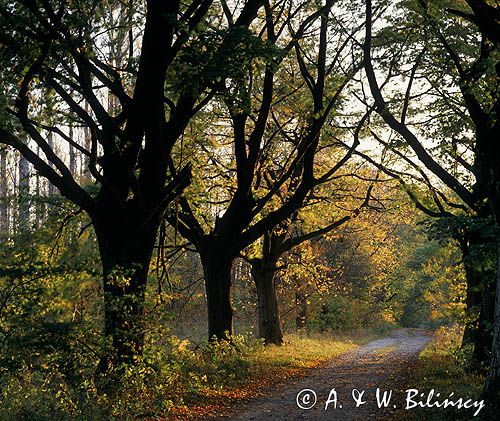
[221,329,431,420]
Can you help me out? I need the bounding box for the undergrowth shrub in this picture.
[0,331,264,420]
[408,326,488,420]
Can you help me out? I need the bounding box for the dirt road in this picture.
[224,329,431,420]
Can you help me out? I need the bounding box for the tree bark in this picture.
[484,143,500,398]
[473,280,495,367]
[485,241,500,400]
[93,206,158,369]
[251,262,283,345]
[463,272,495,369]
[461,266,481,347]
[460,232,496,369]
[199,244,235,340]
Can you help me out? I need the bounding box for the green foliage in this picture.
[425,215,497,246]
[0,330,263,420]
[0,366,106,421]
[170,26,281,105]
[408,326,489,420]
[311,296,359,331]
[0,210,262,419]
[0,209,101,368]
[0,207,103,419]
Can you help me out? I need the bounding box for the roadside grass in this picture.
[406,326,489,420]
[169,329,380,419]
[0,329,381,421]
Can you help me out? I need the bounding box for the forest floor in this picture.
[215,329,431,421]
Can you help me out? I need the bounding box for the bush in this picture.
[0,330,266,420]
[407,326,488,420]
[310,296,360,331]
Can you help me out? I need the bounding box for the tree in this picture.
[363,0,499,375]
[0,0,266,367]
[246,161,373,344]
[168,0,366,340]
[364,0,500,393]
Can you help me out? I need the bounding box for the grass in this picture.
[0,329,383,421]
[169,329,380,419]
[405,326,489,420]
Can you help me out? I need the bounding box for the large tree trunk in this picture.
[461,270,481,347]
[461,256,492,365]
[484,138,500,398]
[199,245,235,340]
[251,261,283,345]
[485,241,500,400]
[460,232,496,369]
[473,281,495,367]
[93,208,158,369]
